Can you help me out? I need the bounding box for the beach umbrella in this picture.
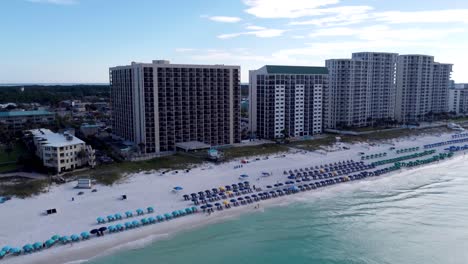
[178,210,185,215]
[115,213,123,220]
[132,220,140,227]
[31,243,41,250]
[191,206,198,212]
[185,208,192,214]
[107,215,115,221]
[0,251,6,258]
[97,217,106,224]
[206,204,213,208]
[99,227,107,233]
[71,234,80,241]
[51,235,60,241]
[125,211,133,218]
[60,236,70,244]
[10,248,21,256]
[141,218,149,225]
[116,224,124,231]
[230,199,237,203]
[174,186,183,191]
[81,232,90,239]
[266,185,272,189]
[240,174,249,178]
[90,229,99,236]
[22,244,33,252]
[125,222,133,229]
[136,208,144,215]
[1,246,10,253]
[148,217,156,223]
[164,213,172,219]
[45,239,55,248]
[157,215,165,221]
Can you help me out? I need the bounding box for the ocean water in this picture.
[88,159,468,264]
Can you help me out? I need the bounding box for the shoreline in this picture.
[9,154,467,264]
[1,132,467,264]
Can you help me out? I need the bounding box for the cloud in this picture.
[243,0,340,18]
[207,16,242,23]
[175,48,196,53]
[218,25,286,39]
[27,0,77,4]
[289,6,373,26]
[308,25,465,41]
[374,9,468,24]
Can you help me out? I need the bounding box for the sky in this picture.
[1,0,468,84]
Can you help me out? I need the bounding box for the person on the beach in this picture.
[72,197,74,201]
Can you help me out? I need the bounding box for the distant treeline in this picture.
[0,85,110,105]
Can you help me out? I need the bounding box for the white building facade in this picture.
[448,84,468,115]
[249,65,327,139]
[325,52,398,129]
[28,129,95,173]
[395,55,452,123]
[110,60,241,154]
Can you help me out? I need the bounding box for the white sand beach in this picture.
[0,131,465,264]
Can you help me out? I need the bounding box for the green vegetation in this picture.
[339,127,452,144]
[222,143,289,160]
[0,142,29,173]
[0,85,109,105]
[73,154,204,185]
[286,136,336,151]
[0,179,49,198]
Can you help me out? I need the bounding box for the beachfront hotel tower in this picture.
[324,52,398,129]
[395,55,452,123]
[249,65,328,139]
[110,60,241,154]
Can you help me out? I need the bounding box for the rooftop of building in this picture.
[29,129,85,147]
[0,110,54,118]
[263,65,328,75]
[110,60,239,70]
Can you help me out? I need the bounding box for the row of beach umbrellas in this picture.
[372,150,436,166]
[97,206,154,224]
[424,137,468,149]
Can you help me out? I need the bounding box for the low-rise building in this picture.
[27,129,95,173]
[0,110,55,132]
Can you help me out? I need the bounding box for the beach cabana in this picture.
[33,242,42,250]
[71,234,80,241]
[147,207,154,213]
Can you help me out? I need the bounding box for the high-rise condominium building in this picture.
[110,60,241,154]
[249,65,328,139]
[324,52,398,129]
[448,84,468,115]
[395,55,452,123]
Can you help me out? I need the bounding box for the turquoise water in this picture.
[88,161,468,264]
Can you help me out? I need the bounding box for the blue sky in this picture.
[1,0,468,83]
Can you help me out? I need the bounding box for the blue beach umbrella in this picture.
[71,234,80,241]
[108,225,116,232]
[10,248,21,256]
[178,210,185,215]
[157,215,165,221]
[51,235,60,241]
[147,207,154,213]
[45,239,55,248]
[191,206,198,212]
[0,251,6,258]
[136,209,144,215]
[97,217,106,224]
[164,213,172,219]
[125,211,133,218]
[81,232,90,239]
[1,246,10,253]
[115,213,123,220]
[185,208,192,214]
[173,186,183,191]
[141,218,149,225]
[32,242,42,250]
[172,211,179,217]
[60,236,71,244]
[148,217,156,223]
[125,222,133,229]
[22,244,33,253]
[132,220,140,227]
[116,224,124,231]
[240,174,249,178]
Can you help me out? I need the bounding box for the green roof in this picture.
[0,110,54,117]
[265,65,328,75]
